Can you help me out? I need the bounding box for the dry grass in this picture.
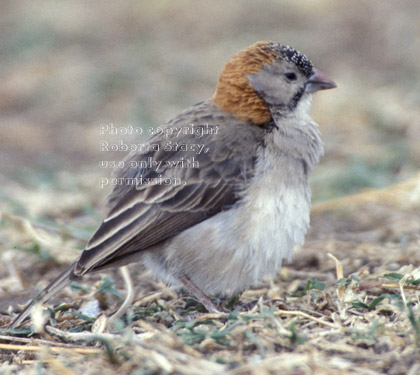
[1,174,420,374]
[1,0,420,374]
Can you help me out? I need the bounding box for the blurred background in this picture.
[1,2,420,371]
[0,0,419,219]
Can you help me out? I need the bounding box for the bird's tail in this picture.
[9,261,78,329]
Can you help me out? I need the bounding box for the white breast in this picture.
[226,146,311,287]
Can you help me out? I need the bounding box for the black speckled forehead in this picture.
[268,42,314,77]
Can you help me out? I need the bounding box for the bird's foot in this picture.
[178,275,221,314]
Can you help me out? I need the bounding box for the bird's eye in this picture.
[284,72,297,81]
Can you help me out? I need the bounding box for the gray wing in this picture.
[75,102,265,275]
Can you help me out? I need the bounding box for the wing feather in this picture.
[74,101,265,275]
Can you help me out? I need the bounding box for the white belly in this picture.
[142,158,311,296]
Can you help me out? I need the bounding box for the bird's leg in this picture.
[109,266,134,323]
[178,275,221,313]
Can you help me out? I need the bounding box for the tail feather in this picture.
[10,261,78,329]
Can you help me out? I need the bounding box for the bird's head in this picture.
[212,41,336,125]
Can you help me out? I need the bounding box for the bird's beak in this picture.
[305,68,337,93]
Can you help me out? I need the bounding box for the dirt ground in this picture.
[1,1,420,374]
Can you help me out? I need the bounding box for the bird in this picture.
[10,41,336,328]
